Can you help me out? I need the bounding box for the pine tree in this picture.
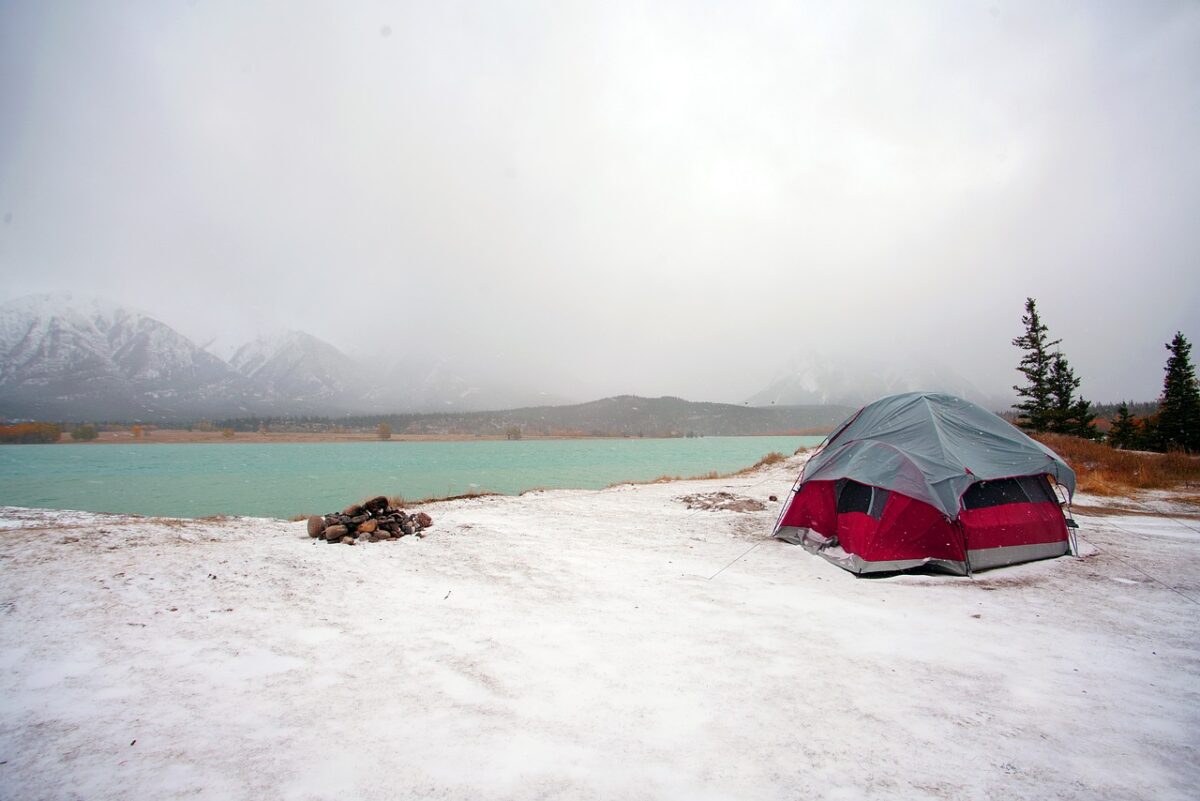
[1046,352,1078,433]
[1108,402,1138,450]
[1046,352,1096,438]
[1137,413,1160,452]
[1073,401,1098,439]
[1157,331,1200,451]
[1012,298,1060,432]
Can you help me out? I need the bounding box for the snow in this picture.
[1,456,1197,800]
[0,292,236,391]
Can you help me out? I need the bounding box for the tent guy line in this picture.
[1078,523,1200,607]
[706,536,772,581]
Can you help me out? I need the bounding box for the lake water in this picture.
[0,436,822,519]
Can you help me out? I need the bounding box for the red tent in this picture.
[774,392,1077,575]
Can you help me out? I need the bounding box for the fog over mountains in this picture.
[0,294,568,420]
[0,293,1004,422]
[748,353,1006,410]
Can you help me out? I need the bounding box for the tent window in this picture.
[837,480,887,520]
[962,477,1032,510]
[1017,475,1058,504]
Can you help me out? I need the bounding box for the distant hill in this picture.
[347,395,854,438]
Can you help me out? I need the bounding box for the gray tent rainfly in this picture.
[774,392,1077,575]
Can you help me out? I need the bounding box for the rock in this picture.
[341,536,356,545]
[365,534,379,542]
[324,524,349,541]
[364,495,389,514]
[307,516,326,538]
[768,495,778,502]
[401,520,416,536]
[349,514,369,525]
[343,504,363,517]
[414,512,432,529]
[358,519,378,534]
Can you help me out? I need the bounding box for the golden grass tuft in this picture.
[732,452,788,476]
[396,490,500,505]
[606,452,789,489]
[1033,433,1200,496]
[754,451,787,467]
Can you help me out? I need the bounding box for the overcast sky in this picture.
[2,1,1198,404]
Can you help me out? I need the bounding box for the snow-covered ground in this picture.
[1,455,1197,800]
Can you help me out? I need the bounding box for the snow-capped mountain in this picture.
[747,352,1005,410]
[230,330,361,405]
[0,294,570,420]
[0,293,263,419]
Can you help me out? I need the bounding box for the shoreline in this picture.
[6,429,828,445]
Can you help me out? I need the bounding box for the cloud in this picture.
[1,1,1197,403]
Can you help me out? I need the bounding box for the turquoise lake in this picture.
[0,436,822,519]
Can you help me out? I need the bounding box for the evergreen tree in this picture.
[1046,352,1078,433]
[1046,352,1096,438]
[1137,413,1160,452]
[1108,402,1138,449]
[1157,331,1200,451]
[1012,298,1059,431]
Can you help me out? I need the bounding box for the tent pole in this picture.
[1054,483,1081,557]
[959,520,972,578]
[769,439,822,537]
[770,477,802,536]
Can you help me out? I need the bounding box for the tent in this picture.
[773,392,1076,575]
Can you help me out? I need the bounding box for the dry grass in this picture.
[146,517,190,528]
[606,452,791,489]
[1033,433,1200,496]
[732,451,788,475]
[636,470,722,485]
[389,490,500,507]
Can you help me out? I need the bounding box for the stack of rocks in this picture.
[307,495,433,545]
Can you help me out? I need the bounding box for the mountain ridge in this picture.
[0,294,596,419]
[2,293,1006,423]
[0,293,265,420]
